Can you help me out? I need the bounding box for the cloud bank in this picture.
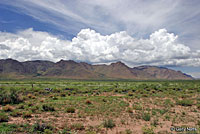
[0,28,200,67]
[1,0,200,50]
[187,72,200,79]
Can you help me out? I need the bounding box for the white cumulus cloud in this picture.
[0,28,70,62]
[0,28,200,67]
[1,0,200,50]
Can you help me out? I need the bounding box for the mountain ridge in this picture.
[0,58,193,80]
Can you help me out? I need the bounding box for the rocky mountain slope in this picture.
[0,59,193,80]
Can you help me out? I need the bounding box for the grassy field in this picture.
[0,79,200,134]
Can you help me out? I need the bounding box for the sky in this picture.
[0,0,200,78]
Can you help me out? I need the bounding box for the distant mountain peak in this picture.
[133,65,167,70]
[58,59,74,62]
[132,65,193,80]
[57,59,77,64]
[111,61,126,66]
[0,59,193,80]
[2,58,17,62]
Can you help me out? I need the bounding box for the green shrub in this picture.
[18,104,25,109]
[165,114,170,121]
[158,109,168,115]
[22,112,32,118]
[0,123,18,133]
[197,120,200,126]
[128,93,133,96]
[176,99,193,106]
[103,119,116,129]
[0,113,9,122]
[71,123,84,130]
[61,124,70,133]
[125,129,132,134]
[142,126,155,134]
[142,112,151,121]
[44,129,53,134]
[2,105,14,112]
[85,131,96,134]
[27,102,34,107]
[164,99,174,107]
[31,105,39,112]
[151,109,157,116]
[151,119,159,127]
[0,89,23,105]
[52,97,58,100]
[196,103,200,109]
[120,119,126,125]
[10,110,22,117]
[102,98,107,102]
[66,107,75,113]
[60,93,66,97]
[42,104,55,112]
[132,104,142,110]
[85,100,92,105]
[32,122,53,132]
[27,94,36,99]
[127,107,133,113]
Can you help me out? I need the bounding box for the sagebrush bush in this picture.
[0,123,18,133]
[151,119,159,127]
[0,89,23,105]
[71,123,84,130]
[22,112,32,118]
[158,109,168,115]
[10,110,22,117]
[2,105,14,112]
[127,107,133,113]
[27,94,36,99]
[176,99,193,106]
[42,104,55,112]
[196,103,200,109]
[142,112,151,121]
[125,129,132,134]
[31,105,39,112]
[142,126,155,134]
[32,122,53,132]
[132,104,142,110]
[164,99,174,107]
[128,93,133,96]
[85,100,92,105]
[66,107,75,113]
[60,93,66,97]
[17,104,25,109]
[103,119,116,129]
[0,113,9,122]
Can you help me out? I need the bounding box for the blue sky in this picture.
[0,0,200,78]
[0,4,74,39]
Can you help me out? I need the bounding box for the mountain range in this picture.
[0,59,193,80]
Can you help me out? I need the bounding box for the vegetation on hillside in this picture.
[0,79,199,133]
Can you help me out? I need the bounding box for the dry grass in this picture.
[0,80,199,133]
